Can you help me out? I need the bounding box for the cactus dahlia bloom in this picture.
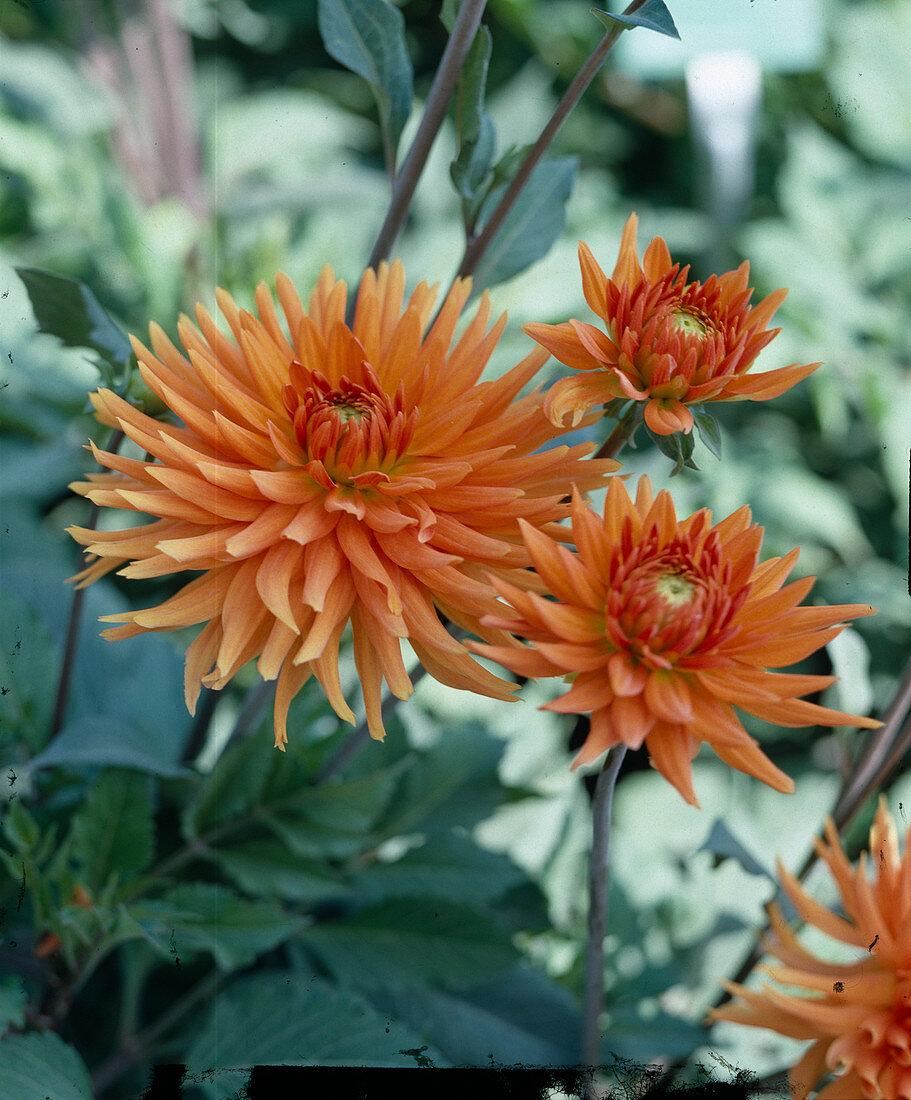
[709,798,911,1099]
[68,263,618,746]
[524,213,820,435]
[470,476,879,806]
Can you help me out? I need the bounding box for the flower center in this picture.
[282,364,415,482]
[655,570,696,608]
[670,308,709,339]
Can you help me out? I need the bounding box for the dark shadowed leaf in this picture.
[185,971,445,1099]
[27,715,192,780]
[0,1032,92,1100]
[70,769,154,891]
[353,829,527,905]
[373,964,584,1066]
[692,406,723,460]
[14,268,133,381]
[317,0,413,159]
[472,157,577,291]
[128,883,304,970]
[698,819,774,880]
[300,898,519,990]
[591,1,680,39]
[210,838,350,904]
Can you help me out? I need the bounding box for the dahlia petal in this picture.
[184,618,221,716]
[301,537,344,613]
[309,620,356,724]
[738,696,881,730]
[719,361,821,401]
[571,707,620,769]
[250,469,323,504]
[215,558,270,674]
[281,503,339,546]
[257,618,299,682]
[523,322,604,373]
[610,215,644,288]
[534,640,610,672]
[376,530,460,571]
[610,693,657,749]
[351,612,388,741]
[224,503,299,558]
[578,241,609,319]
[644,670,694,723]
[540,672,613,714]
[273,661,314,749]
[776,861,867,947]
[710,739,795,792]
[102,572,221,630]
[255,541,303,630]
[294,573,356,664]
[606,652,647,697]
[643,725,700,807]
[410,639,517,700]
[568,318,616,363]
[468,641,561,679]
[336,516,402,615]
[644,398,694,435]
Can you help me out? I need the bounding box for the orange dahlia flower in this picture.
[709,797,911,1099]
[523,214,820,436]
[68,263,617,746]
[470,476,879,806]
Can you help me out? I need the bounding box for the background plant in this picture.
[1,0,908,1096]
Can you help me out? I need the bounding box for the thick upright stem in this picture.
[366,0,488,272]
[582,743,628,1075]
[455,0,647,284]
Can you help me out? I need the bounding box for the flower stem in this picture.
[366,0,489,273]
[712,658,910,1009]
[582,743,628,1074]
[91,968,222,1095]
[594,403,644,461]
[48,429,125,741]
[455,0,648,284]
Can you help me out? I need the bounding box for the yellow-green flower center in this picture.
[670,308,708,338]
[655,570,696,607]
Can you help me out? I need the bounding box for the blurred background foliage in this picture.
[0,0,909,1095]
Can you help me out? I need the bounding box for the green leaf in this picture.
[27,715,193,780]
[183,731,276,839]
[0,977,26,1033]
[317,0,413,162]
[591,1,680,39]
[300,898,520,991]
[698,819,774,881]
[375,722,505,838]
[70,769,154,892]
[647,424,699,476]
[472,157,578,291]
[455,24,491,149]
[185,971,445,1098]
[373,964,583,1066]
[14,268,133,384]
[354,830,528,905]
[128,883,304,971]
[1,797,39,854]
[0,1031,93,1100]
[211,838,349,904]
[692,406,723,460]
[450,25,496,210]
[297,759,411,833]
